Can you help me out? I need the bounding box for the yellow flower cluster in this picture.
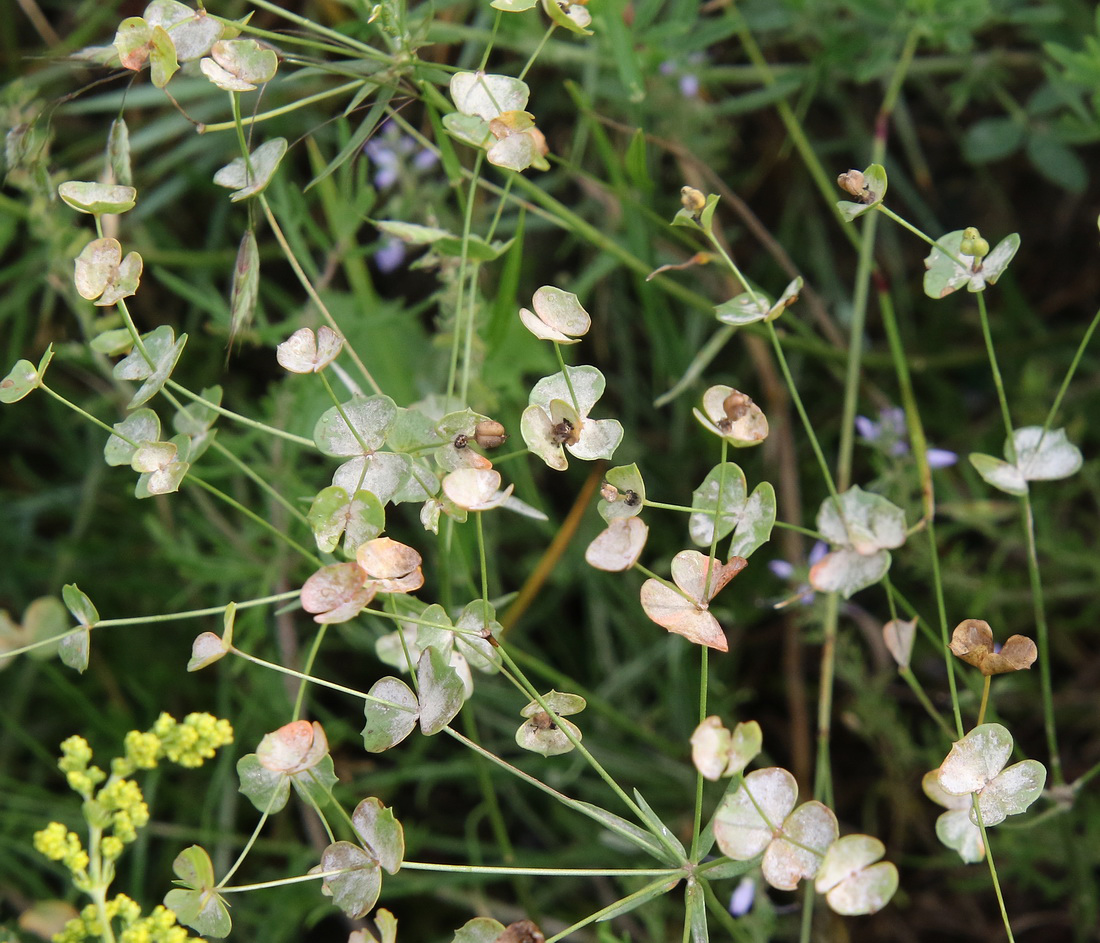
[54,895,198,943]
[97,778,150,844]
[154,711,234,768]
[58,736,105,798]
[32,822,89,875]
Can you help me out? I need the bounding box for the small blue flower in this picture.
[856,407,957,468]
[374,235,406,273]
[364,121,439,190]
[729,875,756,917]
[659,53,706,99]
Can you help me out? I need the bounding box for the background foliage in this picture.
[3,0,1100,940]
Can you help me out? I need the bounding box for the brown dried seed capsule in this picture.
[836,169,867,199]
[474,420,508,449]
[495,920,545,943]
[680,186,706,216]
[550,417,577,445]
[624,490,640,507]
[722,390,754,422]
[529,711,557,732]
[600,482,620,502]
[453,433,469,449]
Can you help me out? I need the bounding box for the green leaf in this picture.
[1012,426,1082,481]
[361,676,419,752]
[836,163,887,221]
[817,486,906,554]
[572,801,674,863]
[236,753,290,814]
[632,789,687,861]
[58,181,137,215]
[686,879,709,943]
[352,798,404,874]
[728,482,776,559]
[598,463,646,523]
[597,877,682,921]
[314,395,397,457]
[969,452,1027,496]
[490,0,539,10]
[148,24,179,87]
[318,842,381,919]
[451,918,506,943]
[689,462,747,546]
[200,39,277,91]
[809,547,891,599]
[112,325,187,408]
[104,408,161,466]
[213,138,288,201]
[58,629,90,673]
[963,116,1025,163]
[291,754,338,808]
[1,350,50,404]
[540,0,593,35]
[449,72,530,120]
[164,845,231,938]
[417,646,465,735]
[923,230,1020,298]
[62,584,99,628]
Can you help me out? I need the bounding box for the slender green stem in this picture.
[1020,492,1061,784]
[704,229,757,302]
[200,81,363,133]
[1041,306,1100,436]
[258,195,382,395]
[494,646,659,842]
[230,648,400,705]
[518,24,556,81]
[318,370,373,454]
[689,645,708,861]
[216,809,272,890]
[553,343,582,416]
[974,291,1016,459]
[166,382,316,447]
[765,322,840,500]
[977,675,992,727]
[446,148,485,401]
[813,592,838,807]
[973,802,1016,942]
[544,876,679,943]
[402,861,678,877]
[898,667,956,739]
[186,474,322,566]
[208,439,311,529]
[237,0,381,55]
[292,624,330,721]
[39,384,133,442]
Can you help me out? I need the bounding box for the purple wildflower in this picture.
[729,876,755,917]
[374,235,406,273]
[364,121,438,190]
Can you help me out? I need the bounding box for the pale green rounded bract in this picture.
[352,797,404,875]
[936,723,1048,827]
[814,834,898,915]
[145,0,223,61]
[213,138,288,201]
[417,646,465,735]
[971,425,1083,496]
[164,844,231,938]
[836,163,887,220]
[585,517,649,571]
[200,39,277,92]
[58,181,137,215]
[450,71,530,120]
[112,325,188,408]
[318,841,380,919]
[1,353,48,404]
[598,463,646,522]
[313,394,397,456]
[361,676,419,753]
[693,385,769,447]
[923,229,1020,298]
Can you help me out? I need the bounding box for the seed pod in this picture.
[550,417,578,446]
[680,186,706,217]
[837,169,867,199]
[959,227,990,260]
[722,390,753,422]
[600,481,620,502]
[474,420,508,449]
[453,433,469,449]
